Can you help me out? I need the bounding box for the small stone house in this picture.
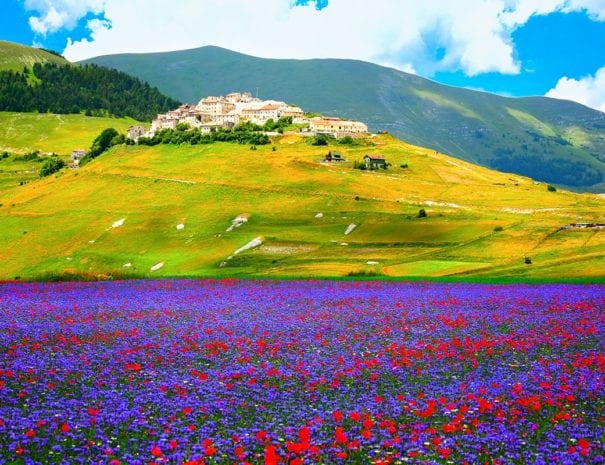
[127,125,146,141]
[363,154,387,169]
[71,149,87,161]
[325,151,345,162]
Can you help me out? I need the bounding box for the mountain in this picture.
[0,41,180,121]
[1,131,603,281]
[82,46,605,192]
[0,40,69,72]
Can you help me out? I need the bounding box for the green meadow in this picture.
[0,112,136,192]
[0,112,136,155]
[0,40,69,72]
[0,117,603,281]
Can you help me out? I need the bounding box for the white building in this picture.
[200,122,223,134]
[127,125,147,141]
[148,91,368,139]
[196,97,236,116]
[309,117,368,138]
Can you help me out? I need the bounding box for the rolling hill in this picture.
[82,46,605,193]
[0,40,69,72]
[0,132,603,281]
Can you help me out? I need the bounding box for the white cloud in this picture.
[566,0,605,20]
[19,0,605,78]
[22,0,106,35]
[546,67,605,112]
[62,0,524,75]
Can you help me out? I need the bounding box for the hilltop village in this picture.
[127,91,369,141]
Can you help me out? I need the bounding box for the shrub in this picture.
[90,128,119,156]
[493,226,504,232]
[524,256,532,265]
[15,151,40,162]
[338,136,356,146]
[547,184,557,192]
[417,209,427,218]
[311,134,330,146]
[39,156,65,177]
[400,163,408,168]
[347,270,382,277]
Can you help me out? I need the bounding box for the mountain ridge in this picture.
[81,45,605,192]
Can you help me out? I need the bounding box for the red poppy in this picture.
[264,445,279,465]
[335,427,348,444]
[298,426,311,443]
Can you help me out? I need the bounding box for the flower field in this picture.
[0,280,603,464]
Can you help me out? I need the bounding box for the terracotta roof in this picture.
[365,154,385,160]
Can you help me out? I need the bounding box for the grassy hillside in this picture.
[0,41,69,72]
[0,112,136,154]
[82,46,605,193]
[0,112,137,191]
[0,134,603,281]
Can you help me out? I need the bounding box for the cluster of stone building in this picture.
[127,91,368,141]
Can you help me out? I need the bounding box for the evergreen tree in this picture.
[0,63,180,121]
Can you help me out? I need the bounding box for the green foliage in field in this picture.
[138,125,270,147]
[39,156,65,177]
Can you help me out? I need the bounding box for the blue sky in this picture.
[1,0,604,111]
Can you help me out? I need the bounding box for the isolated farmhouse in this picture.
[364,154,387,169]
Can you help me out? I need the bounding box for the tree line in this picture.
[0,63,180,121]
[138,124,270,147]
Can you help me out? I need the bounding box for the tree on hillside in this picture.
[311,134,329,146]
[0,63,180,120]
[39,156,65,177]
[79,128,121,166]
[90,128,119,157]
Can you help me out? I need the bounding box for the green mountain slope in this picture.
[0,41,180,121]
[1,133,603,281]
[0,41,69,72]
[82,46,605,192]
